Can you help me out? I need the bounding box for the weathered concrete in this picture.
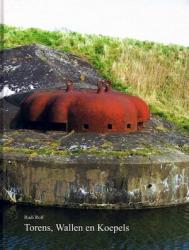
[1,116,189,154]
[0,44,103,94]
[1,150,189,209]
[0,115,189,209]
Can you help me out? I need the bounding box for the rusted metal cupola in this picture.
[20,80,150,133]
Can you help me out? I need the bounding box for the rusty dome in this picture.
[20,81,150,133]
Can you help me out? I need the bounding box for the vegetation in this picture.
[1,25,189,131]
[0,144,170,158]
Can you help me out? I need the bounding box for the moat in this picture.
[1,202,189,250]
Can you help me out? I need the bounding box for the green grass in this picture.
[1,25,189,132]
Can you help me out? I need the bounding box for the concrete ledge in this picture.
[1,152,189,209]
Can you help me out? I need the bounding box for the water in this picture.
[1,202,189,250]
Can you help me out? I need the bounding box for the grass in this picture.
[1,133,184,158]
[1,25,189,132]
[0,144,166,158]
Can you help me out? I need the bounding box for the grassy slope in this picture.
[1,25,189,132]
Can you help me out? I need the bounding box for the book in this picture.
[1,0,189,249]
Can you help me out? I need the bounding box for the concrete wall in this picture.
[1,152,189,209]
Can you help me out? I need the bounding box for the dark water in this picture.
[1,202,189,250]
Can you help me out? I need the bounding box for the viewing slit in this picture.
[48,122,67,131]
[83,124,89,129]
[26,122,67,131]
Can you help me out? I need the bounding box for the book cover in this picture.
[0,0,189,249]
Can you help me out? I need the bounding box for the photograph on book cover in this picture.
[0,0,189,249]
